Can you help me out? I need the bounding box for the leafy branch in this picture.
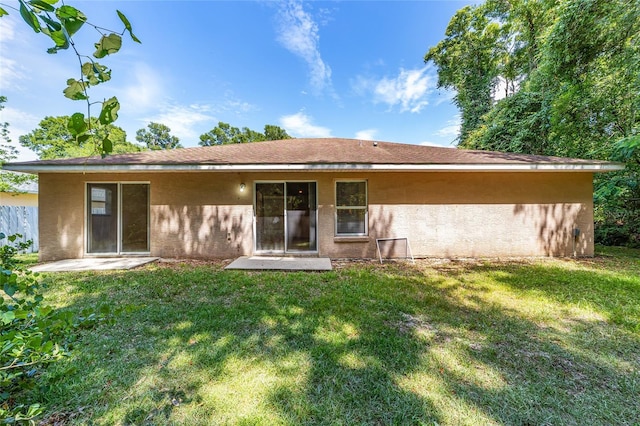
[0,0,140,157]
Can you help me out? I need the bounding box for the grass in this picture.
[23,246,640,425]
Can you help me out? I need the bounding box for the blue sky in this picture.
[0,1,472,161]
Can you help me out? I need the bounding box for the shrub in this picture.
[0,234,110,424]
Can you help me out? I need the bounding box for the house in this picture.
[0,179,39,252]
[3,138,623,261]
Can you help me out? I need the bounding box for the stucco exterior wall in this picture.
[37,171,594,261]
[0,192,38,207]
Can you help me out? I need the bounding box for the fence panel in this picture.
[0,206,39,252]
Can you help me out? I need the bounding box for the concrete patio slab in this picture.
[30,257,159,273]
[225,256,332,271]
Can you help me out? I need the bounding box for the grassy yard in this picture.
[23,246,640,425]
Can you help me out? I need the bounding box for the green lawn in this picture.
[27,246,640,425]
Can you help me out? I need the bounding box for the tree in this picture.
[135,122,182,150]
[20,116,143,159]
[428,0,640,246]
[425,0,554,147]
[0,97,36,192]
[424,3,504,145]
[199,122,291,146]
[263,124,292,141]
[0,1,140,156]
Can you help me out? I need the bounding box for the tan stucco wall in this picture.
[0,192,38,207]
[37,171,594,261]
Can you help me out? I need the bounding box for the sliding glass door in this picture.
[255,182,317,253]
[255,183,285,252]
[87,183,149,254]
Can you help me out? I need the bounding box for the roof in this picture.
[2,138,624,173]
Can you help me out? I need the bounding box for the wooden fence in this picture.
[0,205,39,252]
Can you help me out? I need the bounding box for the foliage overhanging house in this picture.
[4,138,623,261]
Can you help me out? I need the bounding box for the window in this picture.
[335,180,367,235]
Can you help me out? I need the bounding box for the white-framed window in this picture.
[335,180,368,236]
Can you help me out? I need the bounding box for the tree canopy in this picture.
[19,116,143,160]
[136,122,182,150]
[426,0,640,246]
[199,122,292,146]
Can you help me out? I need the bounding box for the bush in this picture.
[0,234,111,424]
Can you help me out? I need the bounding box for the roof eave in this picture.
[3,162,626,174]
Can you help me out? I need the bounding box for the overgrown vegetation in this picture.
[9,248,639,425]
[425,0,640,247]
[0,235,109,424]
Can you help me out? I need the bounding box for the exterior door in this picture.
[255,183,285,252]
[255,182,317,253]
[87,183,149,254]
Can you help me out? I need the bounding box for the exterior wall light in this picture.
[240,183,246,192]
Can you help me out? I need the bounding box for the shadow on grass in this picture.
[35,257,640,425]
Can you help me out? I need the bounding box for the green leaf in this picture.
[29,0,55,12]
[101,137,113,157]
[3,283,17,297]
[0,311,15,325]
[26,404,44,419]
[98,97,119,125]
[13,309,29,319]
[81,62,111,85]
[67,113,87,137]
[42,340,54,353]
[0,6,9,17]
[37,305,53,317]
[76,134,91,144]
[19,0,41,33]
[41,15,62,32]
[55,5,86,37]
[27,335,43,349]
[49,29,68,49]
[117,10,141,43]
[93,33,122,58]
[63,79,88,101]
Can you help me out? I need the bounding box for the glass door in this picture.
[87,183,149,254]
[88,183,118,253]
[121,184,150,253]
[286,182,317,252]
[255,182,317,253]
[255,183,285,252]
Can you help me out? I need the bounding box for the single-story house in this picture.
[3,138,623,261]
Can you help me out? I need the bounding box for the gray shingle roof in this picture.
[3,138,623,173]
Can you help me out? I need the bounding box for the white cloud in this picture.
[435,115,461,139]
[0,17,29,89]
[355,129,378,140]
[0,13,16,42]
[0,106,40,161]
[280,112,331,138]
[0,15,72,93]
[143,104,214,141]
[276,0,332,93]
[419,140,455,148]
[354,66,437,113]
[218,95,257,115]
[118,63,165,112]
[0,18,22,88]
